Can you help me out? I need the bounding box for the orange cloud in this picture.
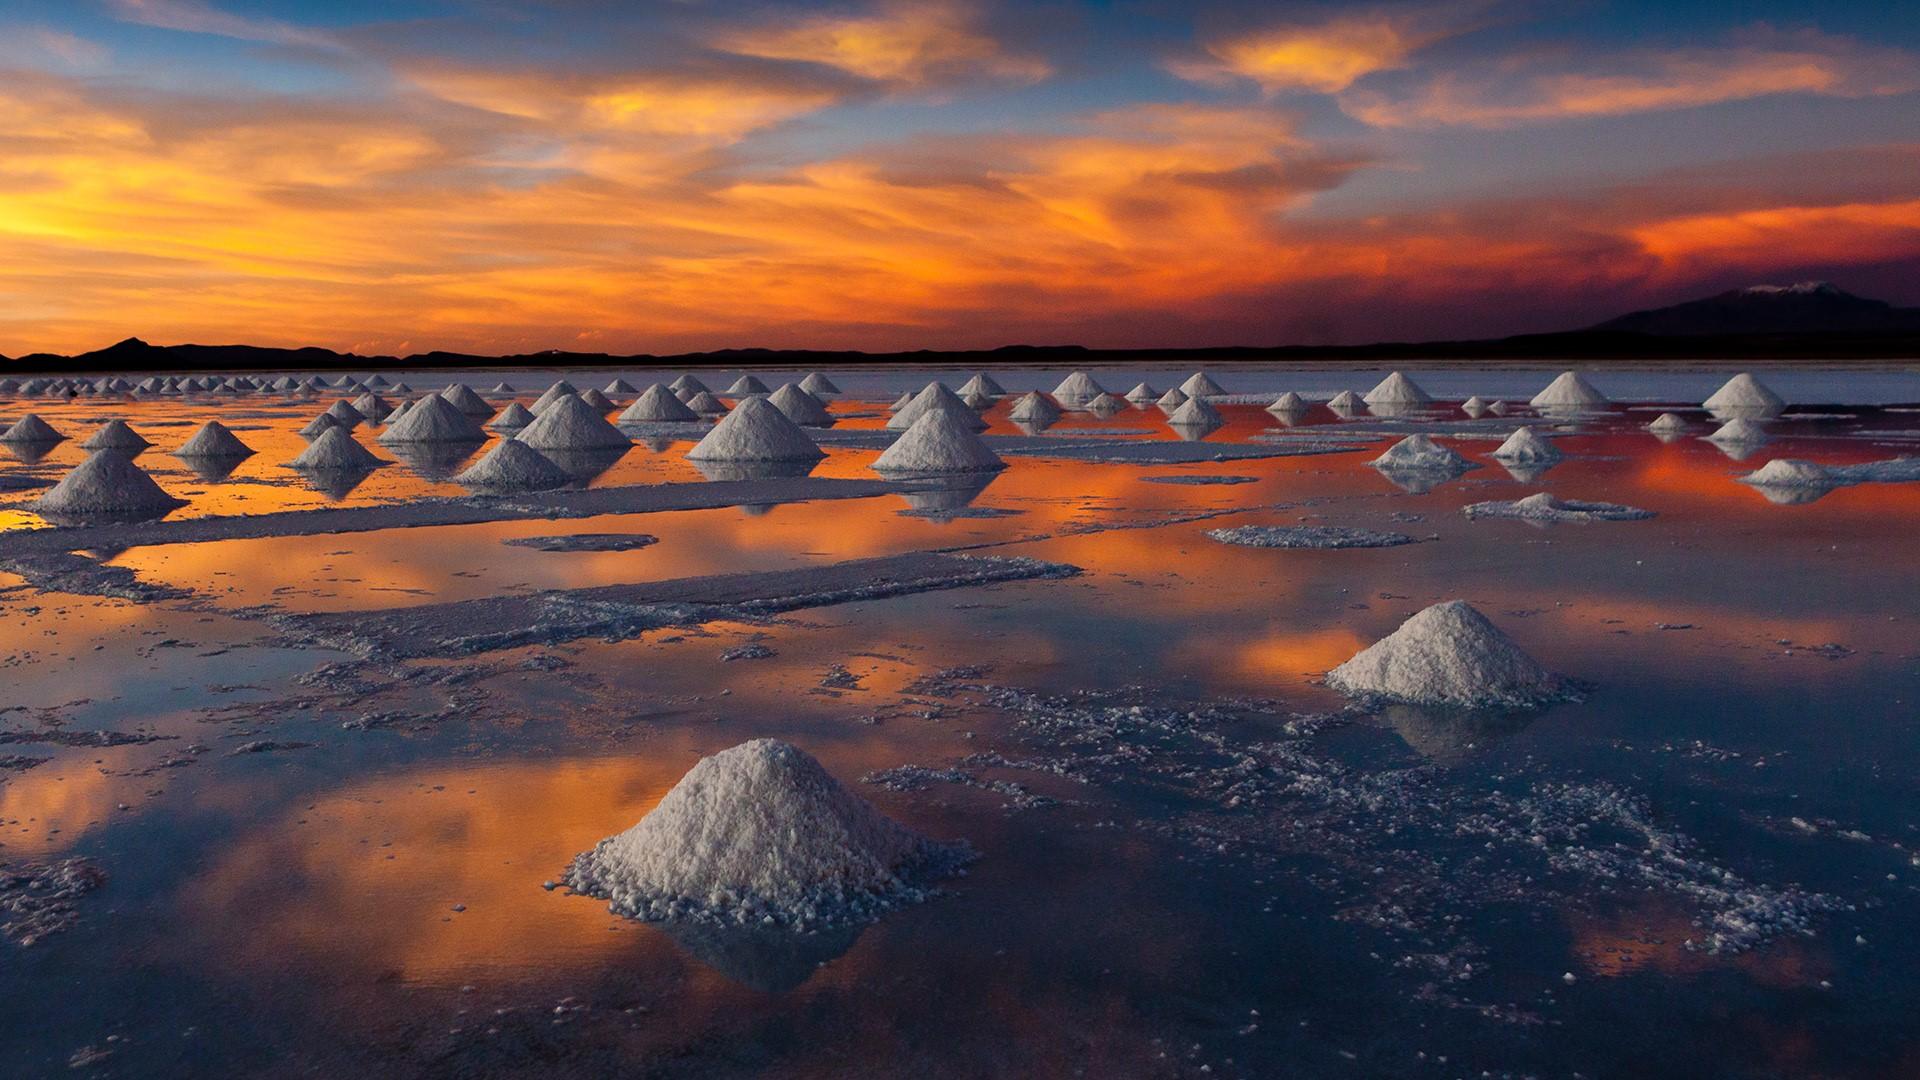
[1170,6,1479,94]
[1630,199,1920,274]
[712,1,1049,86]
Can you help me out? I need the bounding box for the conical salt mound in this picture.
[290,426,383,470]
[488,402,536,430]
[1327,390,1362,410]
[1327,601,1571,708]
[603,378,636,395]
[81,419,151,451]
[1491,427,1560,463]
[489,382,516,395]
[1051,371,1104,402]
[1007,391,1060,423]
[890,383,986,431]
[686,391,729,415]
[888,392,914,412]
[1485,400,1510,416]
[872,409,1005,474]
[1704,372,1786,413]
[1647,412,1688,433]
[1372,434,1474,472]
[530,381,581,415]
[331,375,357,389]
[670,374,710,396]
[1461,395,1488,416]
[1179,372,1225,398]
[1,414,63,443]
[1363,371,1432,405]
[377,394,486,443]
[1156,387,1189,410]
[514,393,631,451]
[687,397,824,462]
[622,385,699,422]
[563,739,963,927]
[957,373,1004,398]
[455,437,571,492]
[33,450,186,517]
[1168,397,1222,426]
[960,388,994,409]
[298,414,339,439]
[726,375,770,397]
[1268,391,1305,412]
[1529,371,1609,409]
[389,382,413,394]
[351,393,392,422]
[364,374,390,388]
[579,388,616,412]
[768,383,831,426]
[440,384,493,417]
[799,372,840,396]
[1085,392,1126,416]
[1705,417,1768,444]
[1125,382,1158,403]
[324,399,366,427]
[1738,459,1833,488]
[176,421,253,458]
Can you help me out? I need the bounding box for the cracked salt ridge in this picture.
[501,533,658,553]
[1461,494,1656,523]
[1140,474,1258,485]
[277,552,1081,660]
[887,676,1847,964]
[1,857,105,947]
[1204,525,1421,549]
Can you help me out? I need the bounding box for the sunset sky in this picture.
[2,0,1918,357]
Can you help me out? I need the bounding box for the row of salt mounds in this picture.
[1180,371,1226,398]
[1529,370,1609,409]
[530,380,580,415]
[767,383,831,426]
[1363,371,1432,405]
[1704,372,1786,414]
[379,395,486,443]
[1168,397,1222,427]
[456,437,572,492]
[872,408,1005,475]
[889,383,985,432]
[513,393,630,451]
[686,397,824,462]
[1371,434,1476,472]
[1490,427,1561,463]
[290,426,384,470]
[1052,371,1104,403]
[621,384,699,423]
[1,414,64,443]
[81,420,151,452]
[799,372,840,396]
[1327,600,1575,708]
[1462,492,1655,523]
[441,384,493,417]
[564,739,971,929]
[32,450,186,518]
[1007,391,1060,423]
[175,421,254,458]
[489,402,536,430]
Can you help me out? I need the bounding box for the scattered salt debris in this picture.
[1704,372,1786,414]
[687,396,825,462]
[1007,391,1061,423]
[513,393,631,451]
[81,420,151,451]
[621,384,700,423]
[889,383,986,432]
[1364,371,1432,405]
[1140,474,1256,485]
[1705,417,1769,445]
[488,402,535,430]
[32,450,187,518]
[290,426,384,470]
[1370,434,1475,472]
[800,372,840,396]
[1206,525,1417,549]
[1268,391,1305,412]
[767,383,831,426]
[1180,372,1226,398]
[1327,600,1574,708]
[1462,493,1655,523]
[1529,371,1609,409]
[1491,427,1561,463]
[174,421,253,458]
[1,414,64,443]
[1051,371,1104,402]
[0,857,106,946]
[1647,412,1688,433]
[455,438,572,492]
[378,394,487,443]
[872,409,1005,474]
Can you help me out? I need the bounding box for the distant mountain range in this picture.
[6,283,1919,372]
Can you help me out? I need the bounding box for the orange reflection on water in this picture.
[1567,900,1829,989]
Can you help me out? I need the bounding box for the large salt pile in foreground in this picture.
[1327,601,1574,708]
[872,409,1005,474]
[1704,372,1786,414]
[33,450,186,518]
[514,393,631,451]
[621,385,699,422]
[767,383,831,426]
[455,437,571,492]
[175,421,253,458]
[81,420,151,451]
[1,414,64,443]
[687,397,824,462]
[1371,434,1474,472]
[564,739,968,928]
[1364,371,1432,405]
[1491,427,1561,462]
[378,394,486,443]
[1007,391,1060,423]
[889,383,986,431]
[290,426,384,470]
[1529,371,1609,409]
[1052,371,1104,402]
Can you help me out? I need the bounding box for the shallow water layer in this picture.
[1,365,1918,1078]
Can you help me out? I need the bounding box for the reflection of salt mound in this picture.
[176,421,253,458]
[1529,371,1608,409]
[378,394,486,443]
[800,372,840,396]
[1705,417,1768,445]
[1491,427,1560,462]
[1052,371,1104,402]
[958,373,1004,398]
[768,383,831,426]
[1646,412,1688,433]
[1462,492,1654,523]
[1155,387,1188,410]
[685,391,728,415]
[1737,459,1834,489]
[1007,392,1060,423]
[1168,397,1222,427]
[81,420,151,451]
[1364,371,1431,405]
[1704,372,1785,414]
[872,410,1005,474]
[34,450,186,518]
[687,397,824,462]
[1462,395,1488,416]
[441,384,493,417]
[1125,382,1158,403]
[1383,705,1536,766]
[290,426,384,470]
[621,385,699,422]
[1327,600,1572,708]
[1,414,64,443]
[689,458,818,483]
[1371,434,1474,472]
[1267,391,1305,412]
[564,739,968,928]
[455,437,571,492]
[513,393,631,451]
[1326,390,1362,411]
[889,383,986,431]
[726,375,770,396]
[660,915,865,993]
[488,402,535,430]
[1180,371,1225,398]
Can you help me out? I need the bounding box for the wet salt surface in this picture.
[1,367,1919,1077]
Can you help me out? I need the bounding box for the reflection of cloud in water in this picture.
[1378,704,1540,766]
[657,917,864,994]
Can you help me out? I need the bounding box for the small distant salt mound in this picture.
[887,391,914,413]
[1371,434,1474,472]
[290,426,383,470]
[1327,600,1573,708]
[530,381,582,415]
[685,391,729,415]
[489,382,516,395]
[1268,391,1305,412]
[1646,412,1688,433]
[1485,400,1510,416]
[621,385,700,422]
[1327,390,1363,411]
[331,375,357,389]
[175,420,253,458]
[1084,392,1127,416]
[441,384,492,417]
[1737,459,1834,489]
[324,399,366,428]
[1180,371,1226,398]
[1704,372,1786,414]
[1206,525,1415,549]
[456,437,571,492]
[489,402,535,430]
[302,376,327,390]
[364,374,390,388]
[1,414,64,443]
[959,388,993,409]
[1462,395,1488,416]
[1007,391,1061,423]
[726,375,770,397]
[889,383,986,431]
[1462,493,1654,523]
[298,414,339,440]
[377,394,487,443]
[32,450,185,519]
[800,372,840,396]
[81,420,151,451]
[1529,371,1608,409]
[579,388,616,412]
[564,739,967,928]
[767,383,831,426]
[389,382,413,394]
[872,409,1005,474]
[513,393,631,451]
[1156,387,1189,410]
[1705,417,1768,445]
[1052,371,1104,402]
[351,393,392,422]
[1125,382,1158,403]
[687,396,824,462]
[670,375,710,398]
[1168,397,1223,427]
[958,373,1004,398]
[1364,371,1432,405]
[603,378,637,395]
[1491,427,1561,463]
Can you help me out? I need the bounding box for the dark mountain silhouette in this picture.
[1593,282,1920,336]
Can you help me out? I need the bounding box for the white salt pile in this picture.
[1462,395,1488,416]
[1326,390,1362,411]
[175,421,254,458]
[670,374,710,397]
[513,393,631,451]
[1647,413,1688,433]
[455,437,571,492]
[351,393,392,422]
[1736,459,1834,489]
[960,387,994,409]
[872,409,1005,474]
[365,374,390,388]
[1529,371,1609,409]
[579,388,617,412]
[81,420,151,451]
[1052,371,1104,402]
[800,372,840,396]
[1327,600,1573,708]
[331,375,357,389]
[1705,417,1769,444]
[685,391,729,415]
[490,381,516,395]
[889,383,986,432]
[1007,391,1061,423]
[1462,493,1655,523]
[1704,372,1786,414]
[33,450,187,517]
[441,384,493,417]
[1181,371,1227,399]
[530,381,582,415]
[686,396,824,462]
[888,391,914,413]
[1491,427,1561,463]
[621,385,699,422]
[1371,434,1475,472]
[563,739,966,928]
[1168,397,1223,427]
[290,426,383,470]
[726,375,771,397]
[1268,391,1305,412]
[488,402,536,430]
[1,414,64,443]
[604,378,637,395]
[767,383,831,426]
[1125,382,1158,403]
[1085,392,1127,415]
[389,382,413,394]
[324,399,366,428]
[1156,387,1189,410]
[958,373,1004,398]
[377,394,486,443]
[1364,371,1432,405]
[1486,400,1510,416]
[297,414,339,440]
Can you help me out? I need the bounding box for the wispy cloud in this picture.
[711,0,1050,86]
[0,25,109,72]
[1169,6,1480,94]
[106,0,340,51]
